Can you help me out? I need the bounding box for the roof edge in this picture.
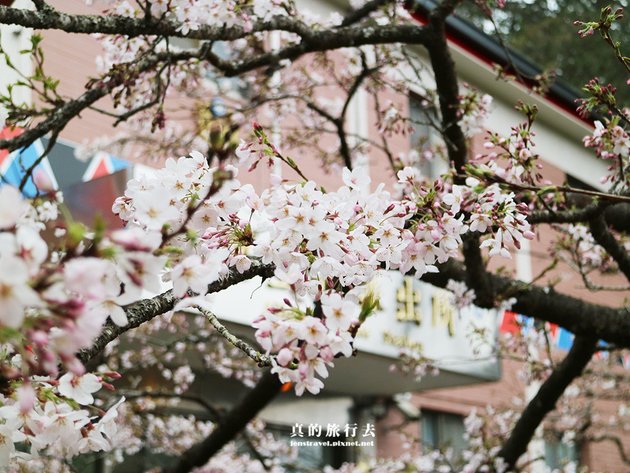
[405,0,594,127]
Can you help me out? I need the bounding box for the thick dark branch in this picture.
[529,200,607,225]
[0,22,428,154]
[78,262,275,364]
[164,370,282,473]
[424,10,493,305]
[428,0,463,21]
[425,21,467,172]
[604,203,630,232]
[0,87,109,153]
[78,289,175,364]
[589,215,630,283]
[529,198,630,234]
[0,5,430,55]
[0,6,309,40]
[461,233,494,306]
[421,259,630,347]
[497,336,598,468]
[198,23,430,77]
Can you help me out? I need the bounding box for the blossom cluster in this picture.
[2,379,126,467]
[0,181,169,464]
[0,120,538,467]
[476,110,544,186]
[111,133,534,397]
[583,119,630,186]
[457,87,493,137]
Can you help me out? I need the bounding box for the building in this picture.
[0,0,627,471]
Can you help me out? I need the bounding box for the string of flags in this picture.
[499,311,628,367]
[1,127,131,226]
[499,311,574,351]
[0,127,129,197]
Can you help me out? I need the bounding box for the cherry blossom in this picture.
[58,373,102,405]
[0,186,28,229]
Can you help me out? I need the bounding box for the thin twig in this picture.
[192,306,272,368]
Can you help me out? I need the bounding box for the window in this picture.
[408,94,446,179]
[420,410,467,459]
[544,435,579,469]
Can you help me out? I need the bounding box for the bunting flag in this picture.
[499,310,576,352]
[0,129,130,194]
[82,151,129,182]
[1,128,131,227]
[1,138,59,197]
[545,322,559,339]
[555,328,575,351]
[0,126,22,166]
[499,310,520,334]
[498,311,627,367]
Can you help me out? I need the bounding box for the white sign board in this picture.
[205,270,499,392]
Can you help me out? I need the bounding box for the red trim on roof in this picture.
[408,9,592,128]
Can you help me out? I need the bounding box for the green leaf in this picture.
[67,222,87,246]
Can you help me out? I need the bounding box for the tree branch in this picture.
[529,200,608,225]
[0,6,310,40]
[424,8,494,305]
[193,306,272,368]
[0,21,429,155]
[0,49,175,153]
[428,0,464,22]
[78,262,275,364]
[421,259,630,347]
[589,215,630,283]
[122,391,223,422]
[164,370,282,473]
[197,23,430,78]
[497,336,598,468]
[425,18,467,173]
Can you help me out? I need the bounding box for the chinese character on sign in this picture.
[344,423,358,437]
[396,277,422,324]
[290,423,304,438]
[432,290,455,336]
[326,423,341,437]
[307,423,322,437]
[362,423,376,437]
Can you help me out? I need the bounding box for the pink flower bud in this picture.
[64,356,86,376]
[276,348,294,367]
[17,383,37,414]
[30,330,48,346]
[319,346,334,363]
[523,230,535,240]
[33,168,56,193]
[103,371,122,380]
